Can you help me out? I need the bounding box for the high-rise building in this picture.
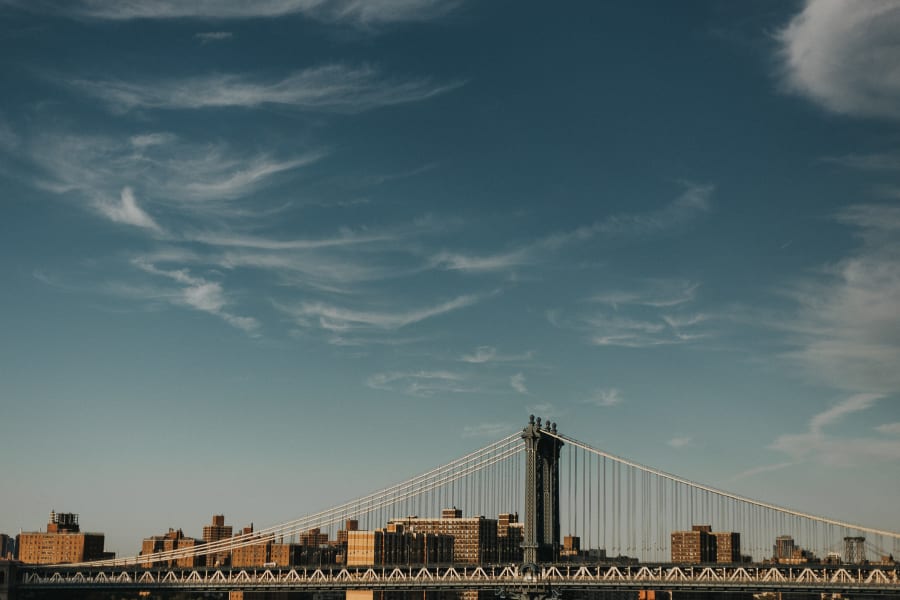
[202,514,233,567]
[671,525,717,563]
[140,528,205,568]
[17,511,109,564]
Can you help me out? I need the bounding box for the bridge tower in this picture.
[521,415,563,564]
[0,560,18,600]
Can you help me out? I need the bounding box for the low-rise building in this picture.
[671,525,717,564]
[346,525,453,566]
[713,532,741,563]
[140,528,205,568]
[202,514,233,567]
[390,509,498,564]
[17,511,109,564]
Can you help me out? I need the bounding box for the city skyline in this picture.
[1,0,899,557]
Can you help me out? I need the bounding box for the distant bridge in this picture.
[6,418,899,598]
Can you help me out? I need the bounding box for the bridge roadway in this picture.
[15,562,900,597]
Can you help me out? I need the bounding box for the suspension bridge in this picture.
[4,417,899,598]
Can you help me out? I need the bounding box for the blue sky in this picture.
[1,0,899,556]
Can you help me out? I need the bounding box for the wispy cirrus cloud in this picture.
[365,370,475,397]
[667,436,692,449]
[183,154,325,200]
[542,181,714,246]
[431,182,713,274]
[585,388,622,407]
[26,0,459,26]
[462,422,514,438]
[769,393,900,467]
[550,276,712,348]
[195,31,233,43]
[779,203,900,394]
[132,259,260,334]
[822,153,900,172]
[574,313,709,348]
[589,280,699,309]
[526,403,560,421]
[283,293,484,333]
[459,345,534,364]
[66,64,463,114]
[23,129,325,229]
[94,187,162,232]
[191,229,395,251]
[510,373,528,394]
[778,0,900,120]
[431,248,534,272]
[730,461,795,482]
[876,422,900,435]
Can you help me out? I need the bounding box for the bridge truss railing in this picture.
[19,563,900,595]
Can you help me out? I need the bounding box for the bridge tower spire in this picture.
[522,415,563,564]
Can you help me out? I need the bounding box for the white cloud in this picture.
[129,132,177,148]
[25,130,325,229]
[182,153,325,199]
[822,153,900,172]
[730,461,795,482]
[542,181,714,247]
[510,373,528,394]
[462,423,513,439]
[67,64,463,114]
[133,260,260,335]
[286,293,483,333]
[808,393,880,433]
[778,0,900,120]
[365,370,474,397]
[526,404,558,421]
[0,114,20,151]
[551,277,711,348]
[769,394,900,467]
[38,0,459,26]
[430,183,713,275]
[781,204,900,393]
[875,422,900,435]
[94,187,162,232]
[662,313,708,329]
[586,388,622,407]
[590,280,699,309]
[585,315,677,348]
[191,229,393,251]
[195,31,233,43]
[461,346,497,363]
[431,248,533,272]
[667,436,692,449]
[459,345,534,364]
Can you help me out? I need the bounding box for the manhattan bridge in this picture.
[4,417,899,599]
